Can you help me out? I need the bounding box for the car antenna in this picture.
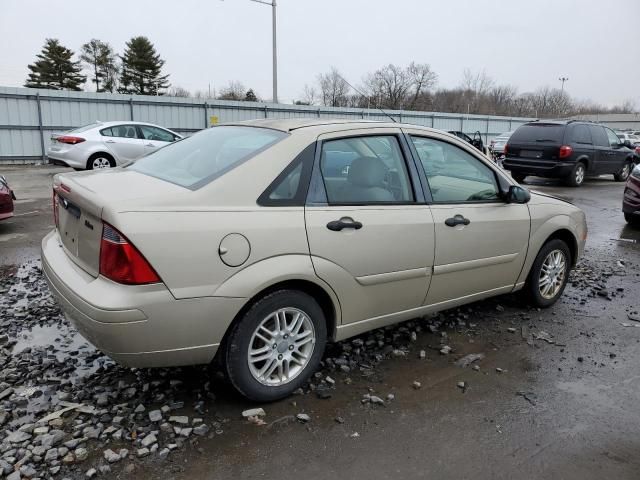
[335,73,397,123]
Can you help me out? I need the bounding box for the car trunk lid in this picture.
[53,169,187,277]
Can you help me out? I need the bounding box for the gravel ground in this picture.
[0,167,639,480]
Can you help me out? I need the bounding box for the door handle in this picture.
[145,143,155,147]
[326,218,363,231]
[105,140,116,144]
[445,215,470,227]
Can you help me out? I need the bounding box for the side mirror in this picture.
[506,185,531,204]
[624,139,632,147]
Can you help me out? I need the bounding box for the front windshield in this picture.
[128,126,287,189]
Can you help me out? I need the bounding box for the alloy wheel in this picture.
[247,307,316,386]
[92,157,112,169]
[575,164,585,185]
[620,163,631,180]
[538,249,567,299]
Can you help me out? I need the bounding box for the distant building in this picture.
[570,113,640,131]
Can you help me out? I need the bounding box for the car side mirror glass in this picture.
[506,185,530,204]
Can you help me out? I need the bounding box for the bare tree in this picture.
[317,67,350,107]
[168,86,191,97]
[217,81,246,101]
[363,64,413,110]
[407,62,437,109]
[300,84,318,105]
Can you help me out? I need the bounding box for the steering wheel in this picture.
[472,131,484,150]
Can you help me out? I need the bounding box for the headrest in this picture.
[347,156,387,187]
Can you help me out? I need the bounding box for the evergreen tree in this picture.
[80,39,119,93]
[244,89,258,102]
[118,36,169,95]
[24,39,86,90]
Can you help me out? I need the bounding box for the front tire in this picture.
[565,162,585,187]
[524,239,572,308]
[224,290,327,402]
[613,161,632,182]
[625,212,640,227]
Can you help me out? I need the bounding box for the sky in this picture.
[1,0,638,107]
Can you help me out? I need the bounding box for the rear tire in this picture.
[524,239,572,308]
[613,161,632,182]
[512,173,526,183]
[224,290,327,402]
[87,153,115,170]
[565,162,585,187]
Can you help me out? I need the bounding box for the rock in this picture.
[85,468,97,478]
[440,346,452,355]
[507,327,516,333]
[6,430,31,443]
[124,464,136,474]
[119,448,129,459]
[103,448,121,463]
[41,430,65,448]
[577,356,584,362]
[75,448,88,462]
[457,381,467,391]
[496,367,504,373]
[44,448,59,462]
[134,404,146,413]
[419,350,426,359]
[296,413,311,423]
[62,452,75,464]
[193,424,209,436]
[140,433,157,448]
[148,410,162,423]
[412,381,422,390]
[20,465,37,477]
[136,448,150,458]
[179,428,192,437]
[472,365,480,371]
[99,465,111,475]
[0,388,14,401]
[158,448,170,459]
[496,305,505,312]
[242,408,265,418]
[33,426,49,435]
[325,376,335,385]
[7,470,21,480]
[387,393,395,401]
[334,416,345,424]
[48,418,64,429]
[169,415,189,425]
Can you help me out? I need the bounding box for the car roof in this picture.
[91,121,174,128]
[220,118,438,134]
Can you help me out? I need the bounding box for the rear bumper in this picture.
[41,229,245,368]
[47,151,86,169]
[503,158,575,178]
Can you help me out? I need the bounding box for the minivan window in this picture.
[569,125,592,144]
[510,124,565,143]
[588,125,609,147]
[129,126,287,189]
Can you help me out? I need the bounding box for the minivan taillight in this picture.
[559,145,573,159]
[99,223,160,285]
[57,136,85,145]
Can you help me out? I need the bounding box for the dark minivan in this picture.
[503,120,636,187]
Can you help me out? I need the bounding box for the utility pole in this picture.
[559,76,568,94]
[249,0,278,104]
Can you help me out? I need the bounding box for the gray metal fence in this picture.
[0,86,534,165]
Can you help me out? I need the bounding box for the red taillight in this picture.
[635,146,640,154]
[52,189,59,227]
[99,223,160,285]
[559,145,573,159]
[503,144,509,155]
[57,136,85,145]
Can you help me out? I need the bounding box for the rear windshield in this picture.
[510,124,565,143]
[68,123,101,134]
[129,126,287,189]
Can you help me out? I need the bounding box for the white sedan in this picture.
[47,121,182,170]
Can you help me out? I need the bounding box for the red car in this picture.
[0,175,15,221]
[623,164,640,226]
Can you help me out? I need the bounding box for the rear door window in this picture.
[588,126,610,147]
[319,135,413,204]
[510,124,566,143]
